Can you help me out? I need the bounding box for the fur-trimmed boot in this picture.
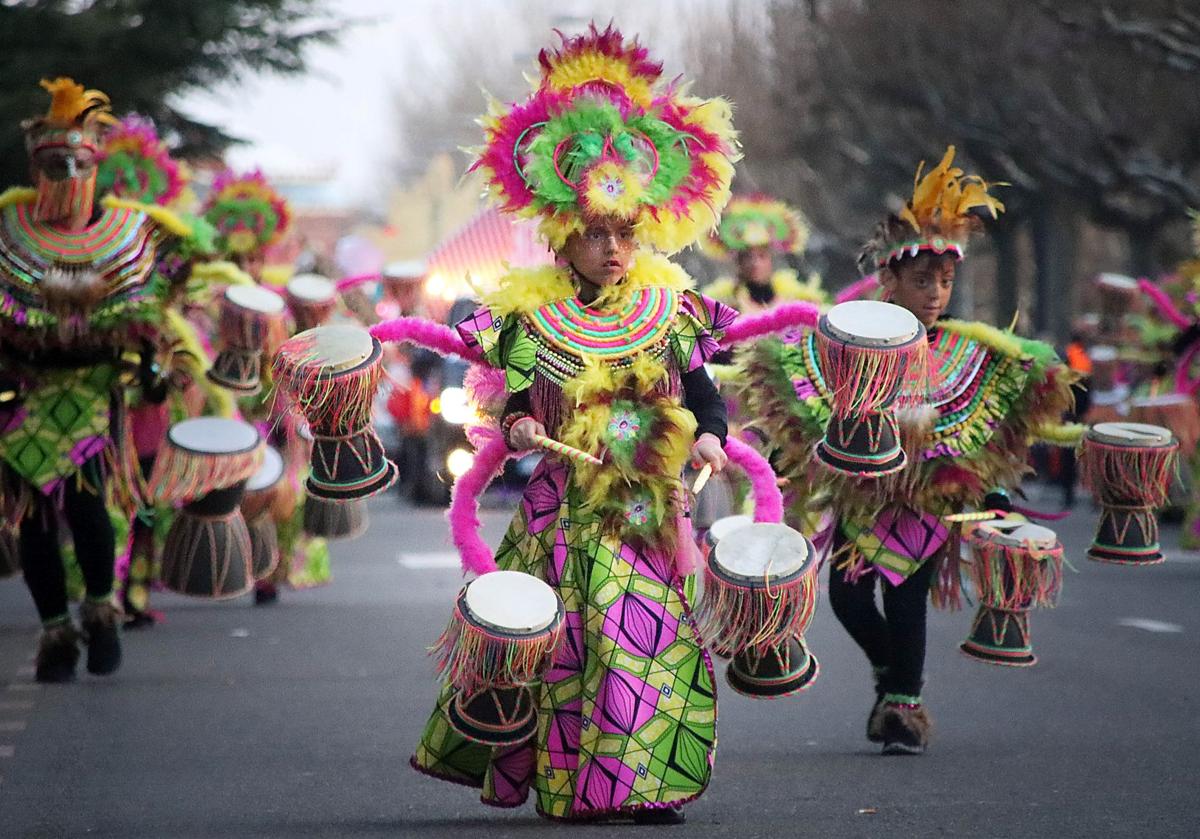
[35,621,81,683]
[880,695,932,756]
[866,667,889,743]
[79,600,123,676]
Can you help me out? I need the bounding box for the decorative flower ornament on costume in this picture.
[471,23,739,253]
[202,169,290,258]
[96,115,186,207]
[707,194,809,258]
[860,145,1005,270]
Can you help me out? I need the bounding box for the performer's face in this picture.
[561,217,636,287]
[30,144,98,227]
[882,253,956,328]
[735,245,773,285]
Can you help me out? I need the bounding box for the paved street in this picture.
[1,488,1197,838]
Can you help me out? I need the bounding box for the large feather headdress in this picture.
[471,23,740,254]
[707,193,808,258]
[202,169,291,257]
[860,146,1004,271]
[22,77,116,154]
[97,114,186,206]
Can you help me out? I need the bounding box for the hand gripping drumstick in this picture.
[531,434,604,466]
[691,463,714,495]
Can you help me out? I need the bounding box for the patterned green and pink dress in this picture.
[411,263,735,820]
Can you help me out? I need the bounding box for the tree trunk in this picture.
[1030,198,1079,344]
[1127,226,1156,277]
[991,219,1021,327]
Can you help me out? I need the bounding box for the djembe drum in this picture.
[273,325,397,500]
[960,520,1064,667]
[302,496,368,539]
[148,417,264,598]
[1081,422,1179,565]
[207,285,285,395]
[694,521,820,698]
[1095,273,1140,341]
[286,274,338,332]
[814,300,926,476]
[433,570,565,746]
[241,445,285,581]
[1130,393,1200,458]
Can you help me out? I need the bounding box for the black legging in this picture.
[18,458,115,624]
[827,543,940,698]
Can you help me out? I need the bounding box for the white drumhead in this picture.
[713,522,811,580]
[1130,393,1193,408]
[1089,345,1118,363]
[1088,421,1174,447]
[167,417,260,455]
[225,284,285,315]
[464,570,559,633]
[287,274,336,303]
[823,300,920,346]
[707,514,753,545]
[282,325,373,372]
[246,446,284,492]
[382,260,426,281]
[982,520,1058,549]
[1095,273,1137,291]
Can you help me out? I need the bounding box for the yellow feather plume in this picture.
[902,146,1005,241]
[38,77,115,126]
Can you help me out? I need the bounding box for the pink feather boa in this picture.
[724,436,784,523]
[836,274,881,304]
[335,273,378,292]
[446,426,512,575]
[370,316,484,362]
[719,301,819,348]
[1138,278,1193,330]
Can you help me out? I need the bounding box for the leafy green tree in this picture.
[0,0,342,186]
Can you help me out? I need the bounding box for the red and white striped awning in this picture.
[425,208,552,300]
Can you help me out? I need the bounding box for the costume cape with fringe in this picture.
[412,253,735,819]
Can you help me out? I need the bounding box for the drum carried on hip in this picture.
[286,274,338,332]
[302,496,368,540]
[694,520,820,698]
[814,300,926,476]
[147,417,265,598]
[207,285,285,395]
[1081,422,1178,565]
[273,325,398,501]
[240,445,285,581]
[960,520,1063,667]
[433,570,565,746]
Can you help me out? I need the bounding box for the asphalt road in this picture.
[0,486,1197,838]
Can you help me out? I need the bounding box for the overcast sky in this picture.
[175,0,734,206]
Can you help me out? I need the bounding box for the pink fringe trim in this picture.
[719,301,819,348]
[447,426,510,575]
[1138,278,1193,330]
[370,316,484,362]
[335,273,378,293]
[723,437,783,523]
[835,274,881,304]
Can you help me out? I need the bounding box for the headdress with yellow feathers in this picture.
[471,22,740,254]
[860,145,1004,271]
[22,77,116,155]
[202,169,291,257]
[707,193,809,258]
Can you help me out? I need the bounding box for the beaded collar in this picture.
[527,286,679,362]
[1,202,150,268]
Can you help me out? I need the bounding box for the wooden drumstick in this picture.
[531,434,604,466]
[942,510,1005,523]
[691,463,714,495]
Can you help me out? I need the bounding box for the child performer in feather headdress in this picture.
[731,147,1079,755]
[704,194,825,313]
[408,23,740,823]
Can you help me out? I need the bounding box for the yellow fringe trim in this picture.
[481,251,695,318]
[163,308,235,418]
[0,187,36,210]
[101,196,192,237]
[939,318,1028,360]
[191,261,254,289]
[1034,422,1086,446]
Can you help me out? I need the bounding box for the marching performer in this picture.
[732,147,1078,754]
[704,193,825,313]
[0,80,204,680]
[387,24,740,822]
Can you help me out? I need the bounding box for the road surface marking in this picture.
[397,552,462,569]
[1162,551,1200,564]
[0,745,13,758]
[0,721,25,733]
[1118,618,1184,633]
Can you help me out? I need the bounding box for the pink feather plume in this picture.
[836,274,881,304]
[720,301,820,348]
[724,437,784,523]
[1138,278,1194,331]
[447,426,511,576]
[370,317,483,362]
[335,273,378,292]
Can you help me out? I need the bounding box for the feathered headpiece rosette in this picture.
[707,194,808,257]
[97,114,186,206]
[21,77,116,155]
[202,169,291,257]
[470,23,740,254]
[860,145,1004,271]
